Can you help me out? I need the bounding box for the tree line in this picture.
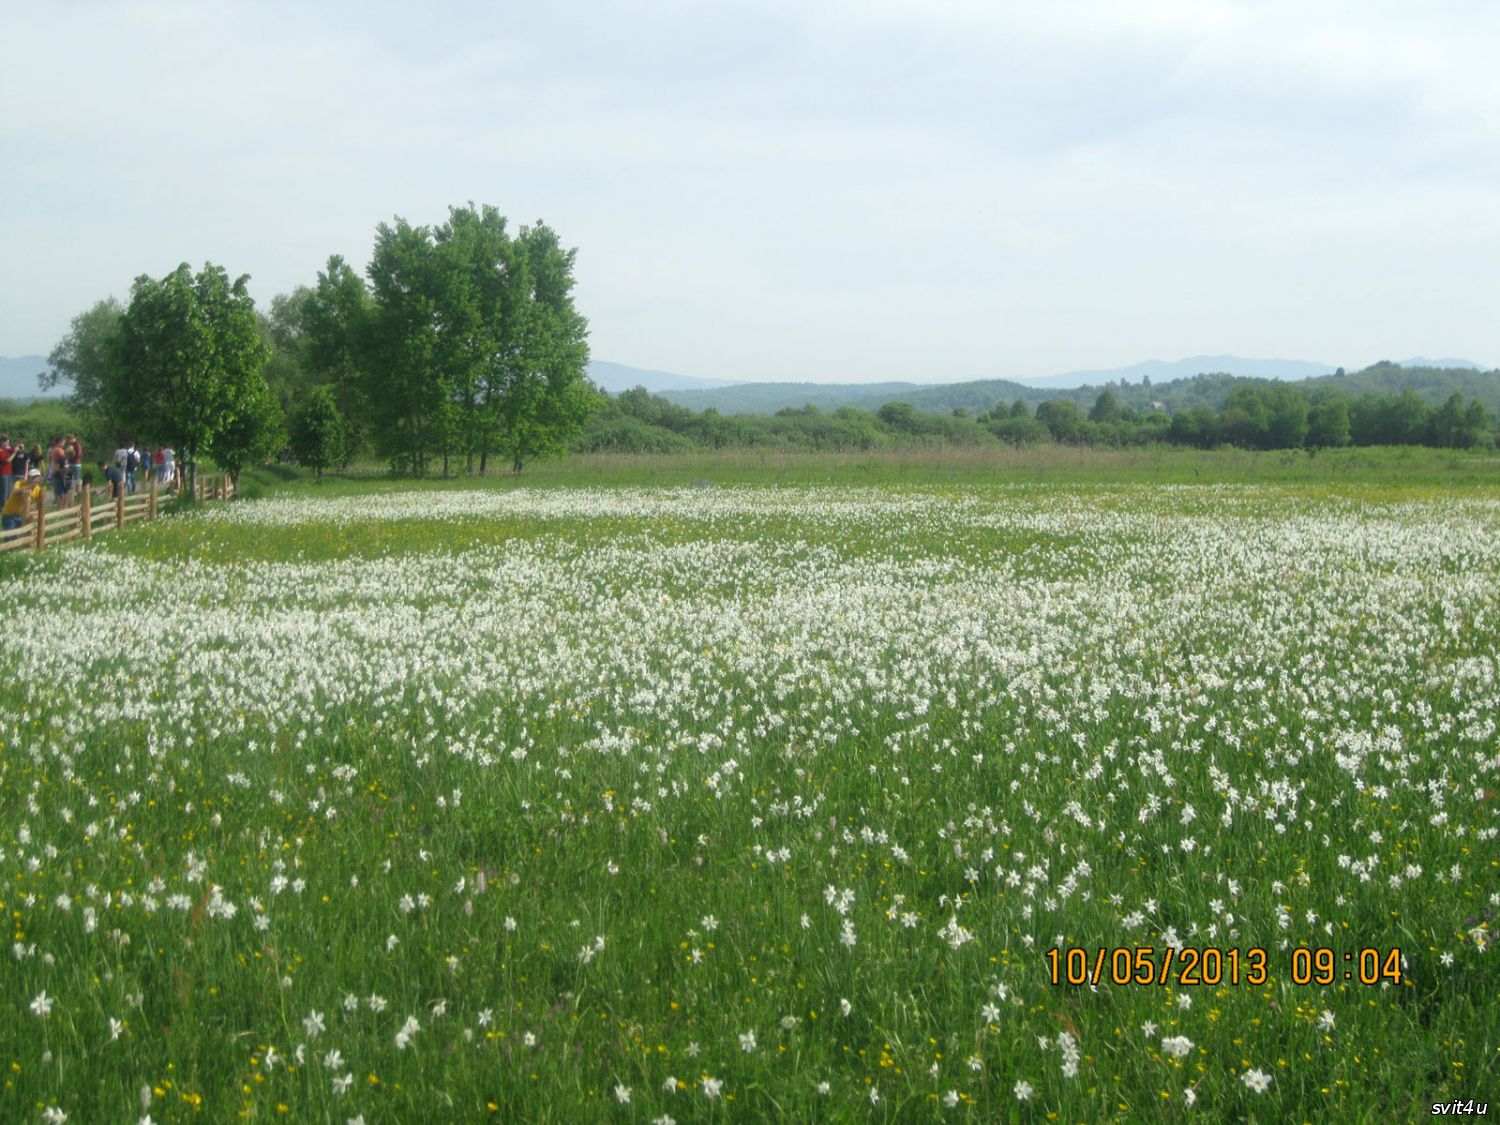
[576,381,1497,454]
[40,204,592,484]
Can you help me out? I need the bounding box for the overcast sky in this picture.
[3,0,1496,382]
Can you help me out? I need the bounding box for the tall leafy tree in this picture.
[208,376,284,490]
[1306,393,1351,448]
[108,263,271,491]
[288,385,346,480]
[363,206,593,476]
[492,222,594,473]
[303,255,373,465]
[433,205,515,475]
[258,287,315,415]
[42,298,123,418]
[366,221,442,476]
[1088,387,1121,424]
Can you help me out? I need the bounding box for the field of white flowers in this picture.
[1,481,1496,1122]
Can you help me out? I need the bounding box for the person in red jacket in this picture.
[0,434,14,508]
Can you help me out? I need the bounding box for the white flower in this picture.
[395,1015,420,1050]
[302,1010,325,1039]
[332,1072,354,1095]
[943,1089,959,1107]
[662,1075,678,1094]
[42,1108,67,1124]
[613,1084,631,1104]
[1014,1080,1034,1101]
[839,998,852,1017]
[815,1081,831,1095]
[1161,1036,1194,1058]
[1184,1086,1197,1106]
[1318,1010,1335,1032]
[30,991,52,1017]
[701,914,718,931]
[109,1017,125,1040]
[702,1076,723,1099]
[739,1029,757,1052]
[1241,1068,1273,1093]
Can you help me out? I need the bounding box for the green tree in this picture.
[362,207,592,476]
[1306,394,1351,448]
[208,377,283,490]
[303,256,372,465]
[108,263,271,492]
[289,385,346,480]
[491,222,594,473]
[366,220,442,476]
[1088,387,1121,424]
[42,298,123,419]
[258,288,316,417]
[1035,399,1087,443]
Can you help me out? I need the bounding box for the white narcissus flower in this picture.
[1241,1069,1273,1094]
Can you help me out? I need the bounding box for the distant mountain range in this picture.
[6,353,1494,414]
[585,360,739,394]
[652,356,1492,414]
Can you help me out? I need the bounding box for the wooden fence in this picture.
[0,473,236,554]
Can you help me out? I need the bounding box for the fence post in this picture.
[149,478,158,521]
[33,493,45,552]
[116,486,124,531]
[81,486,91,540]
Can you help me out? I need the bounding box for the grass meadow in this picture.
[1,447,1497,1122]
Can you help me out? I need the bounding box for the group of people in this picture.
[1,435,184,535]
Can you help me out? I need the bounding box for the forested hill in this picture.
[657,362,1500,416]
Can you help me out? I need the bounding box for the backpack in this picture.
[126,450,140,471]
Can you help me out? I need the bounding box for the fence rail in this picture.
[0,474,236,554]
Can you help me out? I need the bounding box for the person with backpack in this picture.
[124,442,140,494]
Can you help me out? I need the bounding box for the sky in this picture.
[3,0,1497,383]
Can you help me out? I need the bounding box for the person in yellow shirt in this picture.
[2,468,43,535]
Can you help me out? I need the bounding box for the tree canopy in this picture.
[108,262,278,487]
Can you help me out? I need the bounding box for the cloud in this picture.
[1,0,1495,376]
